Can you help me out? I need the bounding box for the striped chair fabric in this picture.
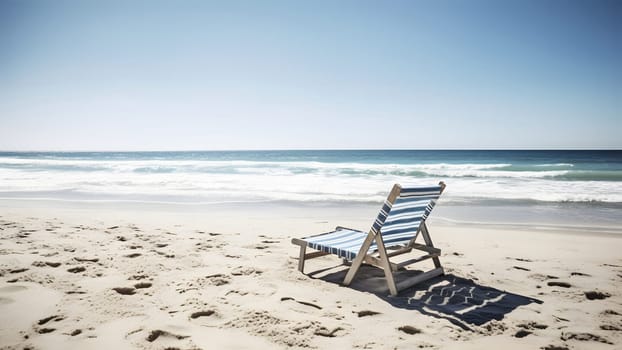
[304,185,443,260]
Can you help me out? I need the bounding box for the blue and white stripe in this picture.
[303,184,444,260]
[305,228,377,260]
[371,200,392,234]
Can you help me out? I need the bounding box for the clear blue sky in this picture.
[1,0,620,150]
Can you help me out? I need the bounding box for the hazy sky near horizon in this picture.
[1,0,620,150]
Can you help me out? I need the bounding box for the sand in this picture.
[0,200,621,349]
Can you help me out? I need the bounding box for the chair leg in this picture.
[420,223,441,269]
[297,244,307,272]
[375,237,398,296]
[343,232,375,286]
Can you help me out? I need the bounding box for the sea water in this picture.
[1,150,621,228]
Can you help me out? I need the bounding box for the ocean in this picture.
[1,150,621,228]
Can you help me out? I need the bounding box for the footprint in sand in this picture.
[354,310,381,317]
[67,266,86,273]
[37,326,57,334]
[205,274,230,286]
[514,321,549,338]
[547,281,571,288]
[584,291,610,300]
[134,282,152,289]
[281,297,322,310]
[153,250,175,258]
[514,329,531,338]
[128,274,149,281]
[529,274,559,281]
[32,261,61,268]
[570,272,591,277]
[513,266,530,271]
[231,266,263,276]
[112,287,136,295]
[38,315,64,325]
[561,332,612,344]
[9,268,29,274]
[397,325,421,335]
[146,329,189,342]
[517,321,548,330]
[314,326,344,337]
[190,310,215,319]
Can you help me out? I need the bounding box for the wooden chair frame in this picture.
[292,182,445,296]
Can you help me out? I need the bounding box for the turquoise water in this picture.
[0,150,621,206]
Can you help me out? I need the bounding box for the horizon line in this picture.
[1,148,621,153]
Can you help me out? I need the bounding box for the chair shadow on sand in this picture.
[309,264,542,331]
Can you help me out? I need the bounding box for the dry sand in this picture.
[0,200,620,349]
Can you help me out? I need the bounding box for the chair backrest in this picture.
[371,182,445,247]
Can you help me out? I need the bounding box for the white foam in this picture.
[0,158,620,204]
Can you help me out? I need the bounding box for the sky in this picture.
[0,0,620,150]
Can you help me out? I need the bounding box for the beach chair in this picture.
[292,182,446,296]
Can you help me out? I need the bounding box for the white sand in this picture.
[0,200,620,349]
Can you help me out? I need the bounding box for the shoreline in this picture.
[1,197,621,235]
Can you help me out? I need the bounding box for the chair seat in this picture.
[304,228,378,260]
